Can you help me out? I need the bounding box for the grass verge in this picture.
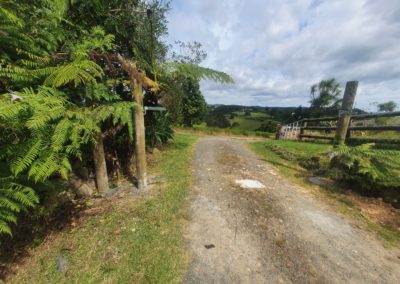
[9,133,198,283]
[250,140,400,247]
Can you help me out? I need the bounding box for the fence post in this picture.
[132,78,147,190]
[300,120,306,141]
[334,81,358,145]
[276,124,282,140]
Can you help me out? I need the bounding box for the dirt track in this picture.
[184,137,400,283]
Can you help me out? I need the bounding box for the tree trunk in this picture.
[334,81,358,145]
[132,79,147,190]
[93,133,109,193]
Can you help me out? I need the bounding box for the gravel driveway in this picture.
[184,136,400,284]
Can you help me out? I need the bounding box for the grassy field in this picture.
[9,133,198,284]
[176,125,273,138]
[228,111,271,131]
[250,140,400,246]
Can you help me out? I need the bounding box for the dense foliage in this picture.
[181,77,207,127]
[329,144,400,190]
[309,78,342,117]
[0,0,232,238]
[378,101,397,112]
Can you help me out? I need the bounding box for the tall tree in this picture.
[181,77,207,127]
[377,101,397,112]
[310,78,342,117]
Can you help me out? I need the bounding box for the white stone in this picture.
[235,179,266,189]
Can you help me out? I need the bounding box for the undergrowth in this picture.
[7,133,198,283]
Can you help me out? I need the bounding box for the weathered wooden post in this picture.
[334,81,358,145]
[93,133,109,193]
[276,124,282,140]
[300,120,306,141]
[132,78,147,190]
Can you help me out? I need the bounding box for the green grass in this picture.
[250,140,327,184]
[176,125,272,138]
[10,133,198,284]
[229,117,263,130]
[258,140,331,158]
[229,111,271,131]
[250,140,400,247]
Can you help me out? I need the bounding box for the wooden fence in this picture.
[278,81,400,144]
[279,111,400,144]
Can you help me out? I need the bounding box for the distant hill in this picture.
[205,104,367,130]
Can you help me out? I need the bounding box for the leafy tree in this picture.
[0,0,233,238]
[181,77,207,127]
[310,78,342,117]
[293,105,306,120]
[377,101,397,112]
[0,2,136,234]
[171,41,207,65]
[161,40,232,126]
[205,114,231,128]
[257,120,279,133]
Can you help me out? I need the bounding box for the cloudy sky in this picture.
[166,0,400,110]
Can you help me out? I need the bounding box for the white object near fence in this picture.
[280,121,301,140]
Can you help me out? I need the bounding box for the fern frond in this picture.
[28,152,58,182]
[44,60,103,87]
[0,180,38,236]
[164,63,234,83]
[0,220,12,236]
[10,139,43,176]
[91,101,136,139]
[0,6,23,28]
[0,209,17,224]
[72,26,115,58]
[85,83,120,102]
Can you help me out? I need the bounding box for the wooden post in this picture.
[132,79,147,190]
[110,55,149,190]
[276,124,282,140]
[93,133,109,193]
[300,120,307,141]
[334,81,358,145]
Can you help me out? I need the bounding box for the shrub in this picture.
[205,114,231,128]
[257,120,278,133]
[328,144,400,190]
[145,112,174,148]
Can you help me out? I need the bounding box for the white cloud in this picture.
[167,0,400,110]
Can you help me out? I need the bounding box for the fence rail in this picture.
[278,81,399,145]
[302,111,400,123]
[279,110,400,144]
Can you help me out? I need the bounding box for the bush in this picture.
[257,120,278,132]
[231,122,240,128]
[205,114,231,128]
[145,112,174,148]
[328,144,400,190]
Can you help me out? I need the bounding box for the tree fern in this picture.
[0,3,136,238]
[163,62,234,84]
[0,177,38,236]
[91,102,136,139]
[43,60,103,87]
[329,144,400,188]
